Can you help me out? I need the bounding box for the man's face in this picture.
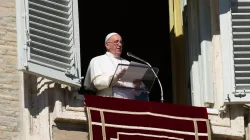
[105,34,123,57]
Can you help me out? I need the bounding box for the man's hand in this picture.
[116,68,127,79]
[133,79,142,89]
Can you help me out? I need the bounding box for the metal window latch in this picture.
[235,89,246,98]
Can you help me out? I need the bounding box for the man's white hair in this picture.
[105,32,118,43]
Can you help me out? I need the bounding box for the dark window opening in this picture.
[78,1,173,103]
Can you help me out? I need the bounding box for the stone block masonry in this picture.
[0,1,21,139]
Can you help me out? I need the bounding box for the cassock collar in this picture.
[106,51,121,59]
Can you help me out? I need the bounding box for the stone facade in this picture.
[0,0,21,140]
[0,0,249,140]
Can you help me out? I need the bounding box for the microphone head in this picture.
[127,52,132,56]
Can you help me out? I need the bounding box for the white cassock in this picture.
[84,51,142,99]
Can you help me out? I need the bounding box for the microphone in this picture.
[127,52,164,103]
[127,52,150,67]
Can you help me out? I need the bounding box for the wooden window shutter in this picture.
[16,0,82,87]
[220,0,250,103]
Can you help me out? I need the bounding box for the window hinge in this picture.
[64,63,79,78]
[22,12,29,69]
[219,105,227,117]
[225,94,230,102]
[65,66,76,78]
[77,77,84,84]
[23,30,30,69]
[25,30,31,45]
[65,66,84,83]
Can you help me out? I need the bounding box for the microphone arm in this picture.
[127,52,164,103]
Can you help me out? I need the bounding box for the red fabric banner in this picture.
[84,94,211,140]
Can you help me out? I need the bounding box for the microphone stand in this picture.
[127,52,164,103]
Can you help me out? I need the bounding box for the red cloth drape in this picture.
[84,94,211,140]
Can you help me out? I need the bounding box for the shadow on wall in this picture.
[184,0,220,75]
[23,73,89,139]
[23,73,85,118]
[182,0,222,107]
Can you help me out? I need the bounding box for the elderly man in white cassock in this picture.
[83,32,142,99]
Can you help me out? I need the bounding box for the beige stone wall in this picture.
[0,0,21,139]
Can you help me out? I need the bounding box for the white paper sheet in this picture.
[120,61,149,82]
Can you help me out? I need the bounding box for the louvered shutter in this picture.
[220,0,250,103]
[16,0,82,87]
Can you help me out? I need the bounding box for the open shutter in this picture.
[16,0,82,87]
[220,0,250,103]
